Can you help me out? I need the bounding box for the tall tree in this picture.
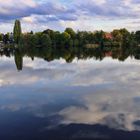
[13,20,22,44]
[0,34,3,41]
[135,31,140,44]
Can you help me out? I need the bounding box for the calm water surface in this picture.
[0,55,140,140]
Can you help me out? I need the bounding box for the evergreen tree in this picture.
[13,20,22,44]
[0,34,2,41]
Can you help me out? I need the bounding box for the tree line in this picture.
[0,20,140,48]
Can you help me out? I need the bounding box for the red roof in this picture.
[104,33,113,39]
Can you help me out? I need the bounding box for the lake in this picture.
[0,50,140,140]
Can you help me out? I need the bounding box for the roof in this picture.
[104,33,113,39]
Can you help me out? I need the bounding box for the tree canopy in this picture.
[0,20,140,50]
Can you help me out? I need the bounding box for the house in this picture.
[104,33,113,40]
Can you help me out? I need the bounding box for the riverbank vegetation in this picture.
[0,20,140,50]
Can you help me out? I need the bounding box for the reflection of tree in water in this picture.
[0,44,140,71]
[14,50,23,71]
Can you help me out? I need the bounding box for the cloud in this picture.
[1,0,140,32]
[0,0,36,21]
[73,0,140,19]
[0,0,77,22]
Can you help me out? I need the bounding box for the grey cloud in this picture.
[0,1,78,22]
[76,0,140,19]
[0,0,140,24]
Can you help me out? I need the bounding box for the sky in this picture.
[0,0,140,33]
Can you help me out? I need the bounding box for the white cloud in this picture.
[0,0,140,32]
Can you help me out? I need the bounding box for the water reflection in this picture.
[1,46,140,71]
[14,50,23,71]
[0,49,140,139]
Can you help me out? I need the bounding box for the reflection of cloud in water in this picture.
[56,58,140,131]
[0,56,140,131]
[0,57,76,86]
[71,62,140,87]
[0,56,140,87]
[59,87,140,131]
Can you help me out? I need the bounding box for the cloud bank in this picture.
[0,0,140,32]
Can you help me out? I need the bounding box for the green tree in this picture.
[30,31,34,34]
[61,32,71,40]
[53,31,61,46]
[120,28,130,42]
[3,33,9,44]
[69,39,74,47]
[94,31,105,43]
[61,32,71,46]
[74,39,79,46]
[128,32,137,47]
[43,29,55,39]
[77,31,85,45]
[112,30,123,42]
[135,31,140,44]
[13,20,22,44]
[43,29,55,45]
[0,34,3,41]
[40,34,52,47]
[65,28,76,39]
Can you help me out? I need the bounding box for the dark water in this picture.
[0,51,140,140]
